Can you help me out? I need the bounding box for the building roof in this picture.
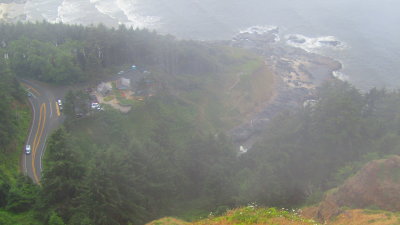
[116,77,131,90]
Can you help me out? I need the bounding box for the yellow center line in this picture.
[32,103,46,184]
[34,104,46,184]
[55,101,60,117]
[22,84,41,96]
[31,104,43,183]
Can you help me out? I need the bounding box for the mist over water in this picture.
[23,0,400,90]
[148,0,400,90]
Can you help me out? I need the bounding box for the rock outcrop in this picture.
[313,155,400,222]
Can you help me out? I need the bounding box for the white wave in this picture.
[55,0,159,28]
[115,0,160,28]
[24,0,61,22]
[90,0,121,20]
[239,25,279,35]
[56,0,86,24]
[238,25,280,42]
[332,71,349,81]
[285,34,346,52]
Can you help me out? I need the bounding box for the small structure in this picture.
[116,77,131,90]
[97,82,112,96]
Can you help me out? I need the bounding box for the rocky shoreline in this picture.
[0,1,26,22]
[0,6,342,150]
[228,28,342,150]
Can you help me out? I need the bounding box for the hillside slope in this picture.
[306,155,400,222]
[148,155,400,225]
[147,207,318,225]
[147,207,400,225]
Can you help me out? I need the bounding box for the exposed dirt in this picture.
[225,64,275,125]
[330,209,400,225]
[305,155,400,223]
[95,92,131,113]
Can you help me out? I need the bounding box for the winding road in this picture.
[20,79,64,184]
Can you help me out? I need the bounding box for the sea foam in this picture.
[57,0,87,24]
[239,25,280,42]
[332,71,349,81]
[55,0,159,28]
[239,25,279,35]
[115,0,160,28]
[90,0,121,20]
[24,0,61,22]
[285,34,345,52]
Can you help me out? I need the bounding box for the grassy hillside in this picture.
[147,206,318,225]
[166,47,274,130]
[147,207,400,225]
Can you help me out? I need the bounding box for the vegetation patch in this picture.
[0,102,31,182]
[103,95,114,102]
[328,209,399,225]
[0,210,41,225]
[147,207,318,225]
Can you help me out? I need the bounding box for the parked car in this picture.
[57,99,63,111]
[25,145,31,155]
[91,102,99,109]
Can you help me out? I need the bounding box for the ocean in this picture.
[21,0,400,90]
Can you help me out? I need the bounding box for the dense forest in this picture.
[0,43,37,224]
[2,22,400,225]
[0,21,232,84]
[23,79,400,225]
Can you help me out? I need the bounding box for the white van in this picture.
[25,145,31,155]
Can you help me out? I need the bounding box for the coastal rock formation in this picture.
[229,27,342,147]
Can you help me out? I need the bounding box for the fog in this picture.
[1,1,400,224]
[14,0,400,88]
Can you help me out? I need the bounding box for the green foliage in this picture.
[4,21,400,225]
[0,57,19,150]
[0,173,11,208]
[39,95,238,224]
[237,80,400,207]
[103,95,114,102]
[0,44,39,222]
[39,128,86,221]
[205,206,318,225]
[8,38,83,83]
[0,22,231,84]
[0,210,41,225]
[63,90,90,121]
[39,79,400,224]
[48,211,66,225]
[6,175,39,213]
